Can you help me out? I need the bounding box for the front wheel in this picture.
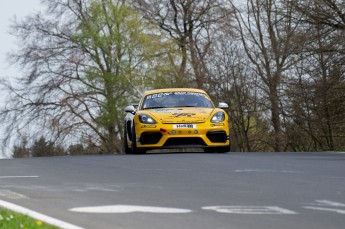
[131,125,146,154]
[123,126,132,154]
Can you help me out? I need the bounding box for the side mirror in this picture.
[131,102,139,108]
[218,102,229,109]
[125,105,136,114]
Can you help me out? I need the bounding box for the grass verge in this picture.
[0,208,60,229]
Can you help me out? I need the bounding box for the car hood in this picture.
[148,107,214,124]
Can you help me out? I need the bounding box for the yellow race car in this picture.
[123,88,230,154]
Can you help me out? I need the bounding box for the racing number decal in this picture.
[171,113,196,118]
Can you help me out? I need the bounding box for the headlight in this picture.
[211,112,225,123]
[139,114,156,124]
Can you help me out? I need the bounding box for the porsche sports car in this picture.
[123,88,230,154]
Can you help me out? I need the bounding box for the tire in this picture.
[123,126,133,154]
[131,125,146,154]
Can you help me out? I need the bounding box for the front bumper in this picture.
[134,122,230,149]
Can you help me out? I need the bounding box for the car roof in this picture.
[143,88,207,96]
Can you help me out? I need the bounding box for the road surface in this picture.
[0,152,344,229]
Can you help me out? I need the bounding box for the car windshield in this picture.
[141,92,214,110]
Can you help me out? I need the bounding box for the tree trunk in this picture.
[269,85,282,152]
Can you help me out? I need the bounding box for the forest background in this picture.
[1,0,344,158]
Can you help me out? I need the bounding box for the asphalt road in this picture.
[0,152,344,229]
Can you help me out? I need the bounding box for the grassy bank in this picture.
[0,208,60,229]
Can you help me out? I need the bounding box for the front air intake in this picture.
[140,132,163,145]
[206,131,227,143]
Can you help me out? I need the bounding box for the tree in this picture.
[292,0,345,31]
[283,0,345,151]
[1,0,170,154]
[135,0,228,89]
[12,137,30,158]
[68,144,86,156]
[208,36,271,152]
[232,0,304,151]
[285,26,345,151]
[31,137,66,157]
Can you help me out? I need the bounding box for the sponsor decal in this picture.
[146,92,173,99]
[141,125,156,128]
[174,92,207,97]
[171,113,196,118]
[146,92,208,100]
[211,123,225,127]
[151,109,176,113]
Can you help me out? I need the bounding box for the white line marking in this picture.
[0,176,39,179]
[0,189,28,199]
[234,169,269,173]
[70,205,193,214]
[303,200,345,214]
[303,207,345,214]
[234,169,301,174]
[0,199,85,229]
[314,200,345,207]
[202,206,297,215]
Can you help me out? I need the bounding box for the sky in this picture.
[0,0,43,78]
[0,0,43,158]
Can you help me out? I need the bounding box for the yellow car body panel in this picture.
[124,88,230,153]
[133,108,229,148]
